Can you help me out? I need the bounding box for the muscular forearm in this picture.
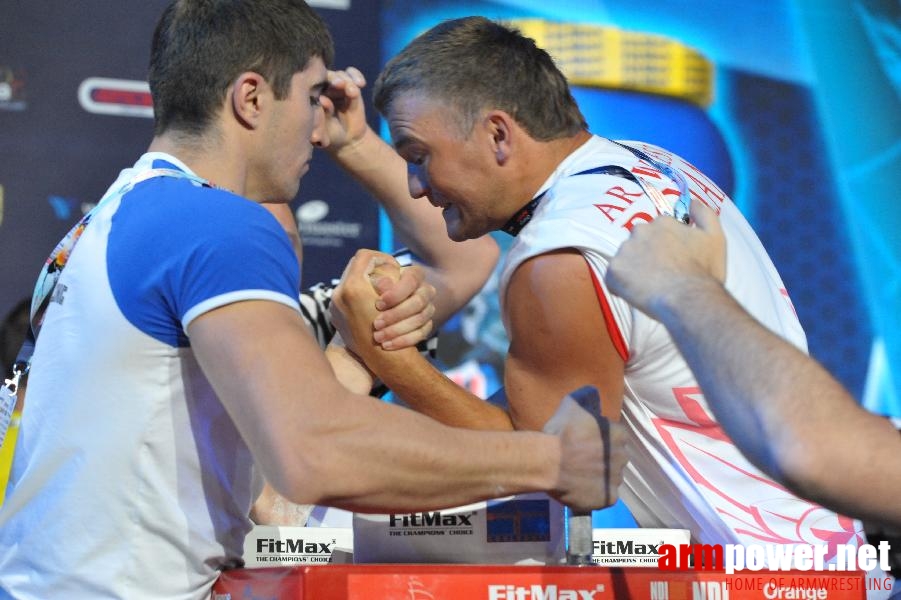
[324,342,374,394]
[193,297,607,517]
[655,278,901,526]
[329,127,409,210]
[365,345,515,431]
[302,393,556,513]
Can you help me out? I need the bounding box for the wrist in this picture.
[650,276,728,325]
[478,431,561,500]
[327,126,379,166]
[538,433,564,494]
[325,341,376,394]
[363,344,421,382]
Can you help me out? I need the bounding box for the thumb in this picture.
[689,201,727,282]
[373,262,416,310]
[689,200,721,234]
[542,385,603,435]
[368,257,401,289]
[371,272,397,295]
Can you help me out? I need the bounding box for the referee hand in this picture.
[542,385,628,513]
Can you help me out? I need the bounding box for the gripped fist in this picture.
[371,264,435,350]
[542,386,628,513]
[331,249,436,360]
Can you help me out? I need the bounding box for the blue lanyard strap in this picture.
[501,142,691,238]
[501,165,634,237]
[611,141,691,224]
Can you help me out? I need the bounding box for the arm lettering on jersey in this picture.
[681,163,725,213]
[594,186,656,232]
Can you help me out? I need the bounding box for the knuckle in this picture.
[408,293,425,312]
[407,264,426,282]
[381,324,400,339]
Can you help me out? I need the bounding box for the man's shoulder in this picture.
[110,170,294,274]
[122,176,273,234]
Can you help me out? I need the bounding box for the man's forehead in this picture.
[389,94,477,144]
[388,94,431,118]
[297,56,327,86]
[387,94,449,132]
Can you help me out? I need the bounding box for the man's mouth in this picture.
[427,195,455,216]
[442,204,460,221]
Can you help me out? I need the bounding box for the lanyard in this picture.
[501,141,692,238]
[611,141,691,224]
[1,165,211,448]
[29,166,212,337]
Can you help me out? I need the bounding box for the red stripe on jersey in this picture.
[587,261,629,362]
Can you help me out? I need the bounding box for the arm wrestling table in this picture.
[211,565,868,600]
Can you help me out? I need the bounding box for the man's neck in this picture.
[147,129,248,196]
[497,130,593,236]
[517,130,592,201]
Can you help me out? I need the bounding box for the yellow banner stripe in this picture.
[507,19,714,106]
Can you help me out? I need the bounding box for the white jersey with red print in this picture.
[500,135,865,552]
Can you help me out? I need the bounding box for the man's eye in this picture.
[309,95,322,107]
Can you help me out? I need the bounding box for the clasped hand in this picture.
[331,249,437,360]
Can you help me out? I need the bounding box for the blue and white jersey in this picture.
[0,153,300,600]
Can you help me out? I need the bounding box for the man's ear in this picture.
[231,71,268,129]
[484,110,514,165]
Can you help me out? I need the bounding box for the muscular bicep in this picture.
[504,249,625,431]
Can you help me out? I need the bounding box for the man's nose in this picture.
[407,164,429,199]
[311,105,329,148]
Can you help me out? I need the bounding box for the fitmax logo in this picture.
[389,512,473,527]
[593,540,663,555]
[256,538,333,554]
[488,583,606,600]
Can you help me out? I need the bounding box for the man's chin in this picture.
[445,222,484,242]
[443,218,466,242]
[446,229,467,242]
[282,179,302,202]
[443,208,474,241]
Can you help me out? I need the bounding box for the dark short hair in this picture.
[149,0,334,136]
[374,16,586,140]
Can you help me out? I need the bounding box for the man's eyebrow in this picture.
[311,79,328,94]
[392,134,414,152]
